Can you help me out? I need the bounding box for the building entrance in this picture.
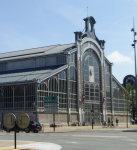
[84,103,100,125]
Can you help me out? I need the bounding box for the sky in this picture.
[0,0,137,84]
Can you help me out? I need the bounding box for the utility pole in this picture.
[131,17,137,120]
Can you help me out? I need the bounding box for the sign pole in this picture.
[14,121,16,149]
[53,114,55,132]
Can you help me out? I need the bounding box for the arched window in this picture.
[58,71,67,111]
[4,86,13,110]
[25,84,35,110]
[95,85,100,101]
[85,83,89,100]
[38,83,48,109]
[49,77,58,92]
[14,85,24,110]
[84,56,100,83]
[90,84,94,101]
[58,71,66,80]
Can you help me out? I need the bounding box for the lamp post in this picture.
[131,21,137,120]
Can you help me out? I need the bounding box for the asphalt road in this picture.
[0,129,137,150]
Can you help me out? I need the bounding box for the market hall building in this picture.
[0,16,129,125]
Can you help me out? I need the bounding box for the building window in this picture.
[25,84,35,110]
[14,85,24,110]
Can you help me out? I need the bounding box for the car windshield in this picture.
[33,121,40,125]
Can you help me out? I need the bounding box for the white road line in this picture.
[73,135,127,138]
[128,139,136,141]
[121,139,135,141]
[65,141,78,144]
[11,142,62,150]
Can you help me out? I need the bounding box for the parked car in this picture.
[25,120,42,133]
[3,120,42,133]
[131,119,135,124]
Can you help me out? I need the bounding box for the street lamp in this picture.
[131,23,137,120]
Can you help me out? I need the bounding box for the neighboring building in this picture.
[0,16,129,125]
[123,75,136,120]
[123,75,136,88]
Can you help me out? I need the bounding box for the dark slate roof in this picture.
[0,65,67,85]
[0,43,76,62]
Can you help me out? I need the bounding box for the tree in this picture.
[121,83,136,128]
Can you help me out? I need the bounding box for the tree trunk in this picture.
[127,103,128,128]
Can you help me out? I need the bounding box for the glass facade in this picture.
[113,80,126,113]
[105,61,111,112]
[0,84,35,111]
[82,49,101,124]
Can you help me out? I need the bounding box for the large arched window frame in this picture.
[25,84,35,110]
[70,66,77,111]
[3,86,13,110]
[14,85,24,110]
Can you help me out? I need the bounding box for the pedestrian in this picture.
[116,118,119,127]
[108,117,110,127]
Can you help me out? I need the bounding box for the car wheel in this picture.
[6,129,10,133]
[25,128,30,133]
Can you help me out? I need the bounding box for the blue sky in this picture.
[0,0,137,83]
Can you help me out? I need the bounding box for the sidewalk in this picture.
[41,123,137,133]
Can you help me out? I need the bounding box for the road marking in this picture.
[128,139,136,141]
[12,142,62,150]
[121,139,135,141]
[130,143,137,146]
[65,141,78,144]
[73,135,127,138]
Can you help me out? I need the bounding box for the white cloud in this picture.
[107,50,134,64]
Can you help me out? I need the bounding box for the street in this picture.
[0,129,137,150]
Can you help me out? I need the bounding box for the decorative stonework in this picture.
[81,42,88,51]
[89,42,101,57]
[79,58,82,109]
[81,41,101,58]
[44,80,48,86]
[102,65,105,97]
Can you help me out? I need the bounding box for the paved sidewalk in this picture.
[41,123,137,133]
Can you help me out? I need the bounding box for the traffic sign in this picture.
[44,96,58,100]
[4,113,16,129]
[43,96,58,114]
[17,113,30,129]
